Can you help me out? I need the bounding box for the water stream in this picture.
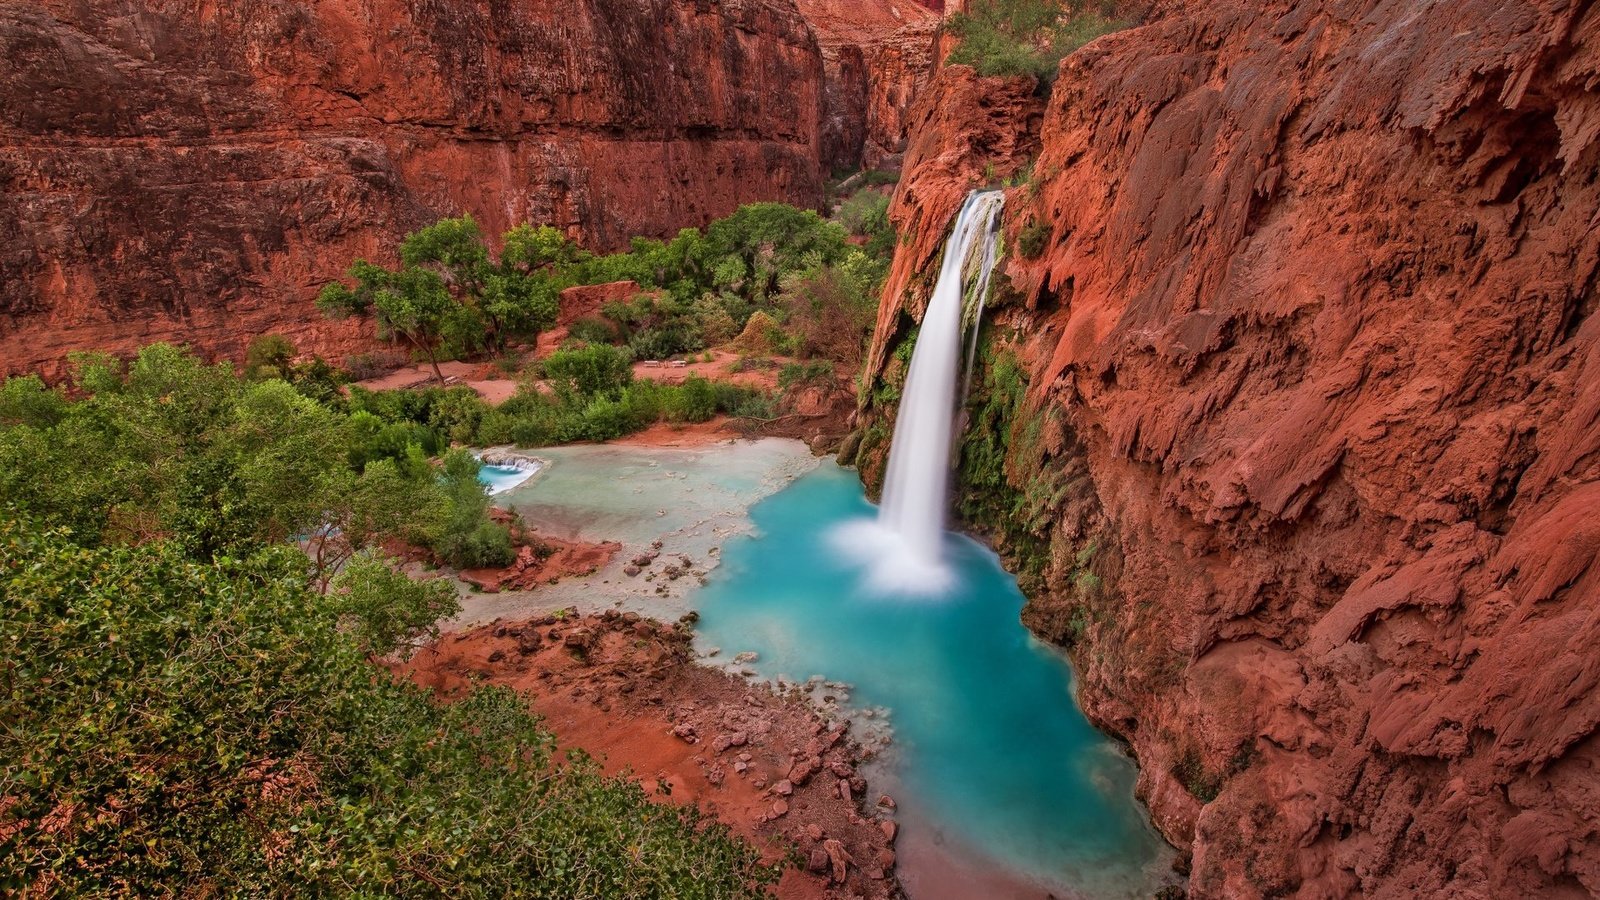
[699,189,1173,894]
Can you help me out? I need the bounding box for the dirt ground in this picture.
[399,612,903,900]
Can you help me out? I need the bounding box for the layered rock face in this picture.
[792,0,940,171]
[0,0,826,377]
[869,1,1600,896]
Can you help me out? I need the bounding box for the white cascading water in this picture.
[836,189,1006,594]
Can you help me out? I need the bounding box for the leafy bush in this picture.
[1017,218,1052,259]
[245,333,297,380]
[431,450,514,569]
[778,360,836,390]
[777,254,884,366]
[0,346,443,575]
[568,315,620,345]
[541,344,634,398]
[0,522,776,896]
[665,375,719,423]
[628,325,701,361]
[331,550,460,657]
[0,374,67,428]
[835,189,895,260]
[692,294,742,346]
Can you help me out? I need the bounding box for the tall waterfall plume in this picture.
[837,189,1006,594]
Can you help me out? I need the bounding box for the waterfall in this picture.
[836,190,1005,594]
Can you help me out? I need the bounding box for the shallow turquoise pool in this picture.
[477,462,538,495]
[694,463,1174,898]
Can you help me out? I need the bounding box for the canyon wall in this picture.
[866,1,1600,896]
[0,0,827,377]
[792,0,941,170]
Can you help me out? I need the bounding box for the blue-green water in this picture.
[694,463,1173,898]
[477,463,537,495]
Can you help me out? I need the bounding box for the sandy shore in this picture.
[355,360,519,404]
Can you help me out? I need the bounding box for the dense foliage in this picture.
[569,201,887,366]
[946,0,1126,83]
[319,218,566,379]
[322,199,892,390]
[0,524,775,896]
[0,345,509,572]
[0,346,778,896]
[477,348,769,447]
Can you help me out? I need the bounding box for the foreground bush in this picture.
[0,345,511,575]
[0,523,776,896]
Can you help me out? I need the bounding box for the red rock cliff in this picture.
[0,0,826,377]
[869,1,1600,896]
[792,0,941,170]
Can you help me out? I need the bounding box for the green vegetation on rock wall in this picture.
[946,0,1129,85]
[324,199,892,379]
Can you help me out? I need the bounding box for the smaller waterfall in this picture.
[836,190,1005,594]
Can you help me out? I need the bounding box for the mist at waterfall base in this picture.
[694,465,1174,897]
[835,191,1006,595]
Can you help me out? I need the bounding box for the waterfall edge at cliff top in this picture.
[835,190,1005,596]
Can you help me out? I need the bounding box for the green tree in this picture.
[244,333,297,380]
[542,344,635,399]
[0,345,442,571]
[330,549,460,657]
[501,223,587,272]
[704,203,850,301]
[431,449,514,569]
[319,261,456,383]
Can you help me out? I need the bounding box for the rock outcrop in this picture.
[866,1,1600,896]
[0,0,827,378]
[793,0,941,170]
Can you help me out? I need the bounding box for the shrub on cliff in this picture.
[1016,218,1052,259]
[0,521,776,896]
[947,0,1126,83]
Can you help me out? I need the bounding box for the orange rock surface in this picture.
[793,0,941,169]
[868,3,1600,896]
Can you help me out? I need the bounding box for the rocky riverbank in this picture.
[400,609,902,899]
